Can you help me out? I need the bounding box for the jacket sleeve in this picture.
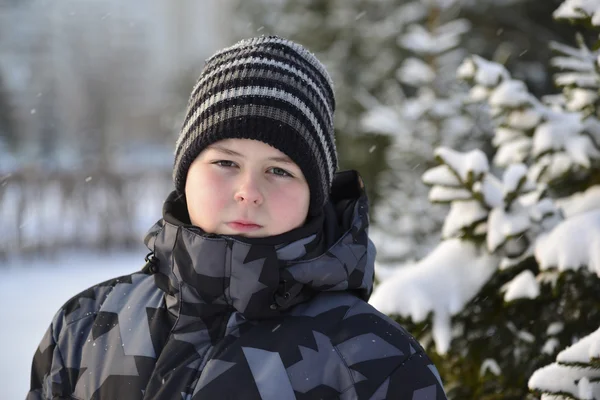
[381,350,447,399]
[26,319,66,400]
[329,300,448,400]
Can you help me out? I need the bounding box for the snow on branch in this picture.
[434,147,489,185]
[457,55,509,88]
[369,238,498,354]
[399,19,470,56]
[554,0,600,26]
[529,327,600,399]
[423,147,557,254]
[457,53,600,183]
[535,209,600,277]
[501,270,540,302]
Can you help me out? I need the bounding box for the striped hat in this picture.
[173,35,337,216]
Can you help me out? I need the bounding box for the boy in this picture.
[28,35,447,400]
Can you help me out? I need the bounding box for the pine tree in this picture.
[357,0,489,264]
[370,1,600,398]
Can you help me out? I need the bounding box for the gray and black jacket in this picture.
[28,171,447,400]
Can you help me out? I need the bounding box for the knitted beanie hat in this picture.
[173,35,338,216]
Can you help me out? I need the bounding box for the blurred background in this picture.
[0,0,580,263]
[0,0,589,398]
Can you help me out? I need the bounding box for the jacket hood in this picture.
[144,170,376,320]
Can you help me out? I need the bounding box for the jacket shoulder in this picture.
[57,272,143,326]
[328,295,426,362]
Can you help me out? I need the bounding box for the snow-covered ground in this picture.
[0,250,144,400]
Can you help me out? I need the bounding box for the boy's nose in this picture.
[234,175,264,206]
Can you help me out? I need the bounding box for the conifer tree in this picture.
[371,1,600,398]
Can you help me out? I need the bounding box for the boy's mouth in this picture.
[227,221,263,232]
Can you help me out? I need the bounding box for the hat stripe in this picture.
[187,70,333,143]
[173,103,330,197]
[189,56,334,118]
[203,39,334,108]
[178,85,335,181]
[207,36,335,90]
[203,48,333,104]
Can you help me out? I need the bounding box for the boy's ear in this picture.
[330,170,364,203]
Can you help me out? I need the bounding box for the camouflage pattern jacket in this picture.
[28,171,447,400]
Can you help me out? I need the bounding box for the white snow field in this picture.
[0,250,143,400]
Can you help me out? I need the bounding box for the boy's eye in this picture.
[268,167,292,177]
[213,160,236,168]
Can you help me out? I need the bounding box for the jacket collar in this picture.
[144,170,376,320]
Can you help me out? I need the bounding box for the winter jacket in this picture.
[28,170,447,400]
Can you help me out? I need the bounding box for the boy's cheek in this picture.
[271,190,309,218]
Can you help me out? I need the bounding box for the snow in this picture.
[577,377,598,400]
[399,24,462,55]
[531,114,583,157]
[493,128,523,147]
[502,270,540,301]
[361,105,407,136]
[429,185,472,202]
[456,57,476,80]
[551,56,594,73]
[374,261,413,281]
[398,58,435,85]
[554,72,598,88]
[529,362,600,399]
[422,165,461,187]
[517,330,536,343]
[502,164,529,195]
[430,97,460,118]
[542,338,560,355]
[547,322,564,336]
[556,186,600,218]
[442,200,488,238]
[493,138,531,166]
[556,327,600,364]
[488,80,531,108]
[458,55,509,87]
[567,88,598,111]
[475,175,504,208]
[480,359,501,376]
[570,135,600,167]
[553,0,600,26]
[369,239,498,354]
[535,209,600,276]
[526,195,554,218]
[369,228,415,262]
[531,327,600,397]
[506,108,542,130]
[434,147,489,183]
[0,251,140,400]
[487,206,531,252]
[468,85,491,102]
[529,153,573,183]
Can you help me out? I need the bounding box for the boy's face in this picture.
[185,138,310,237]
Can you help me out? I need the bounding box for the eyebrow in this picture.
[207,144,295,164]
